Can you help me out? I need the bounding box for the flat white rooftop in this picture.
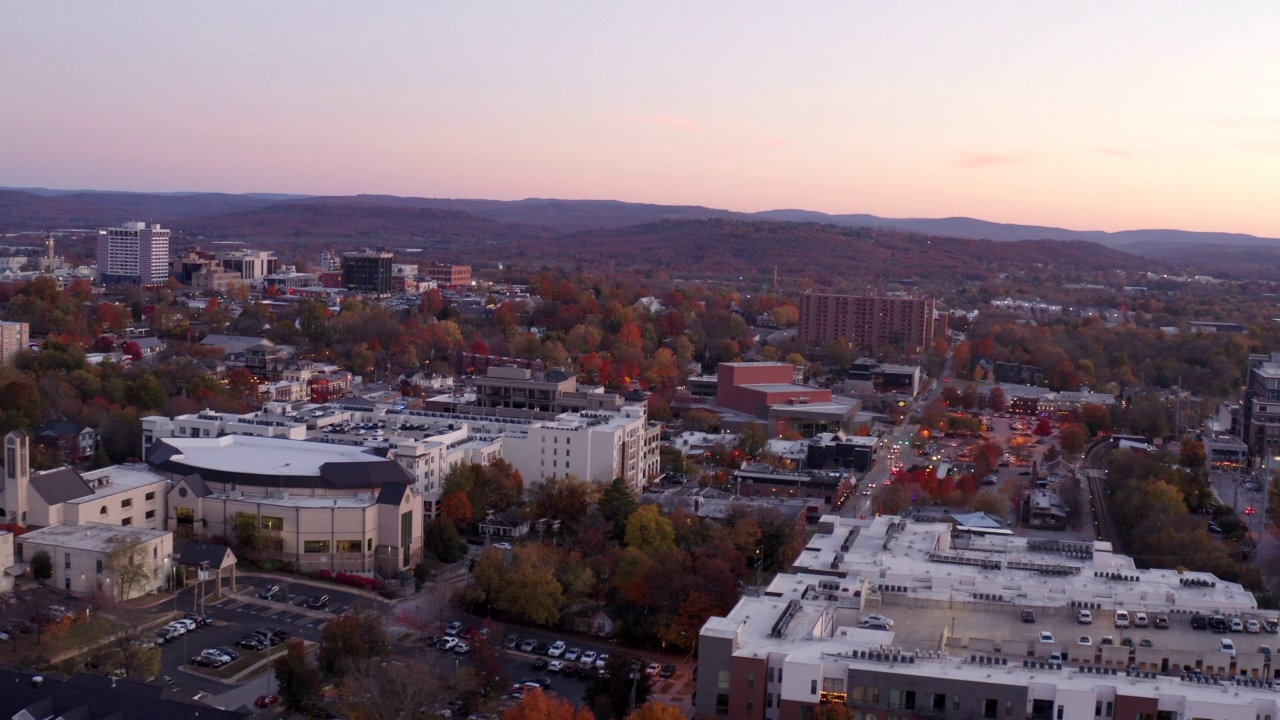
[158,435,385,476]
[22,522,168,551]
[68,464,169,504]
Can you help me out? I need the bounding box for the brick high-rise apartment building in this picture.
[0,321,29,365]
[799,291,936,352]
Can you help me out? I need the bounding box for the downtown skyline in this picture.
[3,2,1280,237]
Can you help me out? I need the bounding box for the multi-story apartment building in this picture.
[342,249,394,295]
[0,320,30,365]
[96,221,170,286]
[697,514,1280,720]
[17,523,172,601]
[1243,353,1280,462]
[799,291,937,352]
[471,366,629,415]
[422,262,472,286]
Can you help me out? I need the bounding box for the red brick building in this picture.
[422,263,472,286]
[799,291,936,352]
[715,362,832,420]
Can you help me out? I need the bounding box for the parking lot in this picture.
[151,576,385,698]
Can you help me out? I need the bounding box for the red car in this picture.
[255,694,281,709]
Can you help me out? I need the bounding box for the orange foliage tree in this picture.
[503,688,596,720]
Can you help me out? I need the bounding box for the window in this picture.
[121,498,132,509]
[145,491,155,501]
[888,690,915,710]
[748,674,754,689]
[766,693,774,709]
[336,540,362,553]
[304,540,330,553]
[96,559,103,574]
[367,538,373,551]
[261,516,284,531]
[121,517,132,526]
[145,509,155,520]
[932,694,947,711]
[99,506,107,515]
[176,507,194,520]
[983,699,999,719]
[64,553,70,569]
[811,679,818,695]
[746,700,753,713]
[153,546,158,558]
[768,667,775,683]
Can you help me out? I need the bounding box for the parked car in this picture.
[446,621,463,636]
[863,614,895,628]
[438,637,458,651]
[190,655,224,668]
[533,641,551,655]
[454,641,471,654]
[547,641,566,658]
[173,618,197,632]
[580,651,598,666]
[1230,617,1245,633]
[504,634,522,650]
[531,658,549,671]
[548,660,565,673]
[1038,631,1055,643]
[646,662,661,677]
[255,695,281,709]
[1138,638,1154,648]
[493,542,513,550]
[1021,609,1036,624]
[186,612,212,627]
[1077,610,1093,624]
[564,647,580,662]
[200,649,232,663]
[1134,612,1148,628]
[1155,615,1170,629]
[259,585,282,600]
[236,637,267,651]
[1114,610,1130,628]
[1221,639,1237,657]
[660,663,678,678]
[304,594,330,610]
[1078,635,1092,646]
[519,638,538,653]
[1247,619,1262,634]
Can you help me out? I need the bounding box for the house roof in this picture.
[199,334,268,356]
[29,467,93,505]
[35,421,89,439]
[480,507,527,529]
[177,541,237,569]
[177,473,211,498]
[375,482,408,506]
[0,668,247,720]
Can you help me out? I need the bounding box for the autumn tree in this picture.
[423,516,467,563]
[1058,423,1088,457]
[625,505,677,557]
[626,702,685,720]
[740,422,768,458]
[442,490,475,531]
[988,386,1007,413]
[338,657,449,720]
[274,639,323,715]
[504,688,596,720]
[972,489,1009,518]
[318,607,388,676]
[812,704,855,720]
[530,475,598,535]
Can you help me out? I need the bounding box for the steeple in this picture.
[3,430,31,526]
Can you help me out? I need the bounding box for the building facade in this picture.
[97,222,171,285]
[150,435,423,575]
[0,320,30,365]
[342,249,394,295]
[799,292,937,352]
[422,263,472,286]
[1243,353,1280,461]
[16,523,172,601]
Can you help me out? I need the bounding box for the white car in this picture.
[1078,609,1093,624]
[548,659,565,673]
[596,653,610,670]
[564,647,580,662]
[1114,610,1130,628]
[1221,638,1237,657]
[200,649,232,664]
[453,641,471,654]
[164,622,187,636]
[438,637,458,651]
[580,651,598,666]
[493,542,513,551]
[1247,620,1262,634]
[1038,631,1055,643]
[547,641,566,658]
[1078,635,1092,646]
[862,614,895,628]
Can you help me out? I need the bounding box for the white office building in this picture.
[97,222,170,285]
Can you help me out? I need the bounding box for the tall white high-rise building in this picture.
[97,221,170,285]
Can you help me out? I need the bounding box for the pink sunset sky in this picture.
[2,2,1279,236]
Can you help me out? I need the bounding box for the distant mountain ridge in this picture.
[1,186,1273,249]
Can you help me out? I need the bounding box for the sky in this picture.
[3,2,1280,236]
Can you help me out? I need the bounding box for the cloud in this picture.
[950,151,1027,170]
[644,114,701,132]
